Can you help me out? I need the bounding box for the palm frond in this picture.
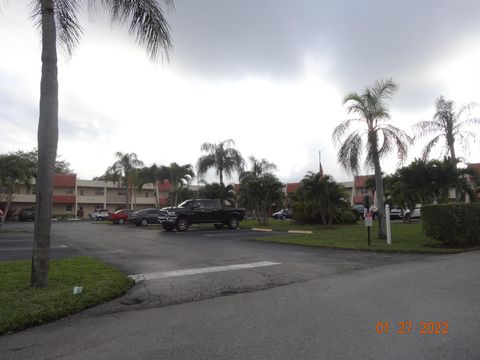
[332,119,358,144]
[93,0,172,60]
[380,124,412,165]
[196,154,216,177]
[421,134,442,160]
[55,0,83,56]
[413,120,443,139]
[337,131,363,175]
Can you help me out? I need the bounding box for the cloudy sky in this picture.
[1,0,480,184]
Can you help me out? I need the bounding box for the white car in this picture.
[90,209,110,221]
[404,204,421,222]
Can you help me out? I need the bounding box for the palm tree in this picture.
[414,96,479,161]
[298,173,345,227]
[333,79,412,239]
[196,139,244,202]
[4,0,173,287]
[159,163,195,206]
[239,173,284,225]
[112,152,144,210]
[239,156,277,182]
[0,153,36,227]
[137,164,162,207]
[198,182,238,205]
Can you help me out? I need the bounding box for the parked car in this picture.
[351,205,378,220]
[19,208,35,221]
[158,199,245,232]
[109,209,133,224]
[389,207,403,220]
[90,209,110,221]
[404,204,422,222]
[272,209,293,220]
[128,208,163,226]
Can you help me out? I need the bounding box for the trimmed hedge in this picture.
[422,203,480,246]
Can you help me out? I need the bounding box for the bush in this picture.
[422,203,480,246]
[52,214,74,221]
[335,207,358,224]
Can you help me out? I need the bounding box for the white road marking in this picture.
[204,233,254,237]
[129,261,281,282]
[0,245,68,251]
[0,239,32,242]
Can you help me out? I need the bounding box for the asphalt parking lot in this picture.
[0,220,426,309]
[1,221,479,359]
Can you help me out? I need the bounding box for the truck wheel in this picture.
[228,216,239,230]
[214,224,224,230]
[162,224,174,231]
[140,218,148,226]
[176,217,189,232]
[119,218,125,225]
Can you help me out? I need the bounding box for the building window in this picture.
[145,192,149,198]
[79,189,84,196]
[66,188,74,194]
[66,205,72,212]
[95,189,104,196]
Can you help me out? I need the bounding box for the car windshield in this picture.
[177,200,192,208]
[114,209,125,214]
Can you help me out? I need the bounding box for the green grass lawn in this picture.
[241,219,473,254]
[0,256,133,335]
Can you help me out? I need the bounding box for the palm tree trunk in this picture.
[154,181,159,207]
[449,142,460,201]
[125,176,129,209]
[373,153,387,239]
[219,170,224,206]
[31,0,58,287]
[1,189,14,227]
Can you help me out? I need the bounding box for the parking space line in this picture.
[129,261,281,282]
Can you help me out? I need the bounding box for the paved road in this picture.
[0,222,479,359]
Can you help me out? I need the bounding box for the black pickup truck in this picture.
[158,199,245,232]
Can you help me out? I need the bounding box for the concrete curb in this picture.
[251,228,273,232]
[288,230,313,234]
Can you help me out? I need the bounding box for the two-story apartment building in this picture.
[5,174,173,218]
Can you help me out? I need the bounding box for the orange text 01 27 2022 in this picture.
[375,321,449,335]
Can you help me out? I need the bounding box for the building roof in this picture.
[286,183,301,194]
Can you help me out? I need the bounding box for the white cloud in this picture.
[1,0,480,185]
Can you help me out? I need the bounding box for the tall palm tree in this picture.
[159,163,195,206]
[196,139,244,202]
[112,152,144,210]
[3,0,173,287]
[414,96,479,161]
[333,79,412,239]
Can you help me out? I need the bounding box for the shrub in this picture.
[52,214,74,221]
[422,203,480,246]
[335,207,358,224]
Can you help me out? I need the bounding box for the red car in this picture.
[109,209,133,224]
